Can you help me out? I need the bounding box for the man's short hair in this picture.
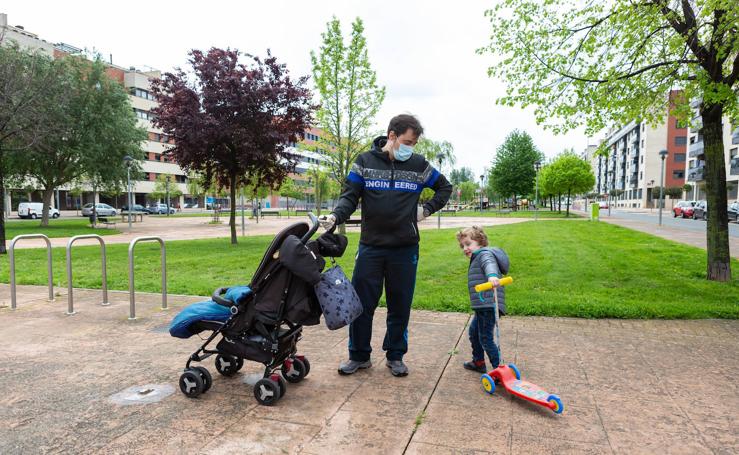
[387,114,424,138]
[456,226,489,247]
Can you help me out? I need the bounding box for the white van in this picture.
[18,202,60,219]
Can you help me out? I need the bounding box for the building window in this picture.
[674,153,686,162]
[675,136,687,145]
[673,170,684,179]
[641,139,645,148]
[640,172,643,180]
[730,147,737,158]
[130,87,156,101]
[133,108,155,121]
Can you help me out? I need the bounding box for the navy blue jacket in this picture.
[332,136,452,247]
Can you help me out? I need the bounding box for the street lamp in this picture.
[123,155,133,229]
[534,161,541,221]
[436,153,444,229]
[658,149,668,226]
[479,174,485,212]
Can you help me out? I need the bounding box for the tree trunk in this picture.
[229,174,237,244]
[41,187,54,227]
[0,160,6,254]
[566,189,571,218]
[701,106,731,281]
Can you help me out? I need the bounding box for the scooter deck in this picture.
[487,365,562,413]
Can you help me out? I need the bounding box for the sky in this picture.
[3,0,592,175]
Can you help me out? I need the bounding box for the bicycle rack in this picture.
[128,236,167,320]
[9,234,54,310]
[66,235,109,315]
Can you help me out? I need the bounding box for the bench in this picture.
[343,218,361,227]
[494,209,513,216]
[260,209,281,218]
[121,212,144,222]
[441,208,458,216]
[90,216,117,228]
[294,208,310,215]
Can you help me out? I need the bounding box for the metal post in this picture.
[165,178,170,217]
[66,234,108,315]
[127,167,132,229]
[240,191,245,237]
[128,236,167,320]
[9,234,54,310]
[534,161,541,221]
[658,150,668,226]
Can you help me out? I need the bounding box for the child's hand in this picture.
[488,276,501,288]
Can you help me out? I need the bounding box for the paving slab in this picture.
[0,284,737,454]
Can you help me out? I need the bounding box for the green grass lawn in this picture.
[5,218,121,238]
[443,210,582,218]
[2,221,737,318]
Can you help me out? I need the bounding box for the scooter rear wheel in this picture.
[481,374,496,395]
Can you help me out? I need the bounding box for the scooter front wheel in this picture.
[547,394,564,414]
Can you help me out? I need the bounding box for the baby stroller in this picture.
[171,213,341,405]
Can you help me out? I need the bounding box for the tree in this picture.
[0,42,58,252]
[186,172,206,208]
[151,174,183,209]
[310,16,386,217]
[683,183,694,199]
[449,167,474,186]
[415,138,456,172]
[546,152,596,216]
[15,56,145,227]
[458,181,478,204]
[152,48,314,244]
[278,177,302,217]
[490,130,544,210]
[481,0,738,280]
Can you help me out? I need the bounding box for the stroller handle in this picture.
[474,276,513,292]
[301,212,320,243]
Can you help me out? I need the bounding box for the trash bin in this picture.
[591,203,599,221]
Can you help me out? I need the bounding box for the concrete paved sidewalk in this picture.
[1,284,737,454]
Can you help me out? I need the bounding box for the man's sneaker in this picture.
[463,360,487,373]
[386,360,409,377]
[338,359,372,375]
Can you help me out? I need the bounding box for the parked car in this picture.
[672,200,696,218]
[183,202,199,209]
[18,202,60,219]
[122,204,148,213]
[681,202,697,219]
[598,201,609,209]
[692,200,707,220]
[81,203,117,217]
[146,203,176,215]
[729,201,739,223]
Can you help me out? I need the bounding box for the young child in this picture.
[456,226,507,373]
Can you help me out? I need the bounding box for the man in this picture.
[319,114,452,377]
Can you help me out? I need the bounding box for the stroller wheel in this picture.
[254,378,281,406]
[235,357,244,372]
[273,374,287,398]
[296,356,311,377]
[215,354,240,377]
[193,366,213,393]
[179,369,205,398]
[281,358,307,384]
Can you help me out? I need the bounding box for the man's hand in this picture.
[487,276,501,288]
[318,214,336,230]
[417,206,430,221]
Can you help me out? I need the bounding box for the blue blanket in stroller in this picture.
[169,286,252,338]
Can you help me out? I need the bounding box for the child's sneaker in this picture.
[463,359,486,373]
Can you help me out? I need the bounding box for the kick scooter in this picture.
[474,277,564,414]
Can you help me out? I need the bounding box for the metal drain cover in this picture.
[109,383,174,405]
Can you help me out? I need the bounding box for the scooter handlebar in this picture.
[474,276,513,292]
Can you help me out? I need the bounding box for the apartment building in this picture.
[591,90,688,208]
[685,100,739,201]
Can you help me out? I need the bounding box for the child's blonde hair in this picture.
[456,226,488,247]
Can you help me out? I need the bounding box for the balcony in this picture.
[689,140,704,158]
[690,98,702,109]
[733,127,738,145]
[687,165,705,182]
[629,175,638,186]
[730,157,739,175]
